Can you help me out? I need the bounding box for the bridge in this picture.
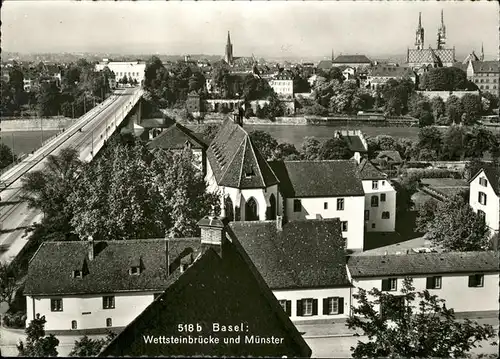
[0,87,144,264]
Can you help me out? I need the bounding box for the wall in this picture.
[223,185,279,221]
[26,291,159,331]
[0,118,76,131]
[469,171,500,234]
[284,195,365,250]
[351,272,499,313]
[362,179,397,232]
[417,90,480,101]
[273,287,351,322]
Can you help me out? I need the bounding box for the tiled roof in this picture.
[341,134,368,153]
[462,52,480,64]
[333,55,371,64]
[269,160,365,198]
[207,118,279,189]
[376,150,403,163]
[147,123,207,150]
[99,244,311,358]
[369,66,415,78]
[317,60,333,70]
[275,71,294,80]
[24,239,202,296]
[358,158,387,180]
[347,251,499,278]
[471,61,500,74]
[407,48,455,64]
[229,220,351,290]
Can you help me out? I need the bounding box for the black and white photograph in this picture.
[0,0,499,357]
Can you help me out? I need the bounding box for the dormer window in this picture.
[73,270,82,278]
[245,167,255,178]
[129,266,141,275]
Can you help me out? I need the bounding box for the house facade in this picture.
[348,251,499,315]
[268,71,294,96]
[466,60,500,95]
[469,167,500,237]
[95,60,146,85]
[332,55,372,69]
[367,65,417,90]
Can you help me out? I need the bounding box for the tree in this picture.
[17,314,59,357]
[249,130,278,160]
[416,126,442,158]
[419,67,468,91]
[271,143,301,161]
[394,172,420,217]
[382,78,414,115]
[431,96,446,123]
[0,143,16,170]
[426,194,491,251]
[376,135,398,151]
[37,81,60,117]
[445,95,464,125]
[300,137,322,160]
[347,277,495,359]
[408,93,434,127]
[415,197,439,232]
[0,262,17,304]
[69,333,116,357]
[202,124,221,143]
[319,137,352,160]
[21,148,83,237]
[463,127,496,159]
[267,92,285,119]
[461,93,482,125]
[441,125,466,160]
[481,92,499,113]
[303,103,329,116]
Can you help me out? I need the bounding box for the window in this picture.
[478,209,486,222]
[478,192,487,205]
[371,195,379,207]
[479,177,488,187]
[324,202,328,210]
[426,276,442,289]
[382,278,397,291]
[337,198,344,210]
[468,274,484,287]
[278,300,291,316]
[293,199,301,212]
[382,211,390,219]
[364,210,370,220]
[323,297,344,315]
[380,193,386,202]
[382,181,385,185]
[103,296,115,309]
[71,320,77,330]
[297,298,317,317]
[106,318,112,327]
[341,221,348,232]
[245,166,255,178]
[130,266,141,275]
[371,223,376,229]
[372,181,378,190]
[50,299,63,312]
[73,270,82,278]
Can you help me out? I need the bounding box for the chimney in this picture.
[276,215,283,231]
[197,216,228,257]
[88,236,94,261]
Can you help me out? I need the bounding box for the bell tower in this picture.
[415,12,425,50]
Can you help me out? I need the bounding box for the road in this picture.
[0,87,143,264]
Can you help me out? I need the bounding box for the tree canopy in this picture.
[419,67,469,91]
[17,315,59,357]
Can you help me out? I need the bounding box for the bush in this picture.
[3,311,27,328]
[405,168,462,179]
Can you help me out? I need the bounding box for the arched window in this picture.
[245,197,259,221]
[371,195,379,207]
[267,194,277,220]
[71,320,77,330]
[106,318,112,327]
[224,196,234,222]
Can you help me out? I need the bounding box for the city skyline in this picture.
[2,1,499,61]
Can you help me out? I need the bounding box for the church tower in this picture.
[224,31,234,66]
[436,10,446,50]
[415,12,425,50]
[480,43,485,61]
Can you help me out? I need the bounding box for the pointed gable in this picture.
[208,119,279,189]
[358,158,387,180]
[148,123,207,150]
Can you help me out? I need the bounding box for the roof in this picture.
[333,55,371,64]
[376,150,403,163]
[369,65,415,78]
[147,123,207,150]
[207,118,279,189]
[347,251,499,278]
[462,52,480,64]
[24,239,202,296]
[470,165,500,196]
[269,160,365,198]
[407,48,455,64]
[229,220,351,290]
[99,243,311,358]
[357,159,387,180]
[274,71,294,80]
[471,61,500,74]
[340,134,368,153]
[317,60,333,70]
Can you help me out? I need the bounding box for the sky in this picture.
[2,1,499,60]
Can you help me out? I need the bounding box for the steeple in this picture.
[415,12,425,50]
[480,43,484,61]
[224,31,234,66]
[331,49,334,61]
[436,10,446,50]
[227,31,231,46]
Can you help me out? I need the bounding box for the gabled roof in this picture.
[333,55,371,64]
[147,123,207,150]
[269,160,365,198]
[470,165,500,196]
[99,243,311,358]
[471,61,499,74]
[376,150,403,163]
[24,239,201,296]
[229,220,351,290]
[462,52,480,64]
[274,71,294,80]
[207,118,279,189]
[340,133,368,153]
[357,159,387,180]
[317,60,333,70]
[347,251,499,278]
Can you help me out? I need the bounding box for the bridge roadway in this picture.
[0,87,143,264]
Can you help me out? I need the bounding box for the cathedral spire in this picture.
[415,12,424,50]
[225,31,234,66]
[480,43,484,61]
[437,10,446,50]
[227,31,231,46]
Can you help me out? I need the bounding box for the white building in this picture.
[342,67,356,80]
[347,251,499,315]
[269,160,366,251]
[469,166,500,238]
[268,71,294,96]
[24,238,200,332]
[357,159,397,232]
[95,59,146,85]
[230,219,352,322]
